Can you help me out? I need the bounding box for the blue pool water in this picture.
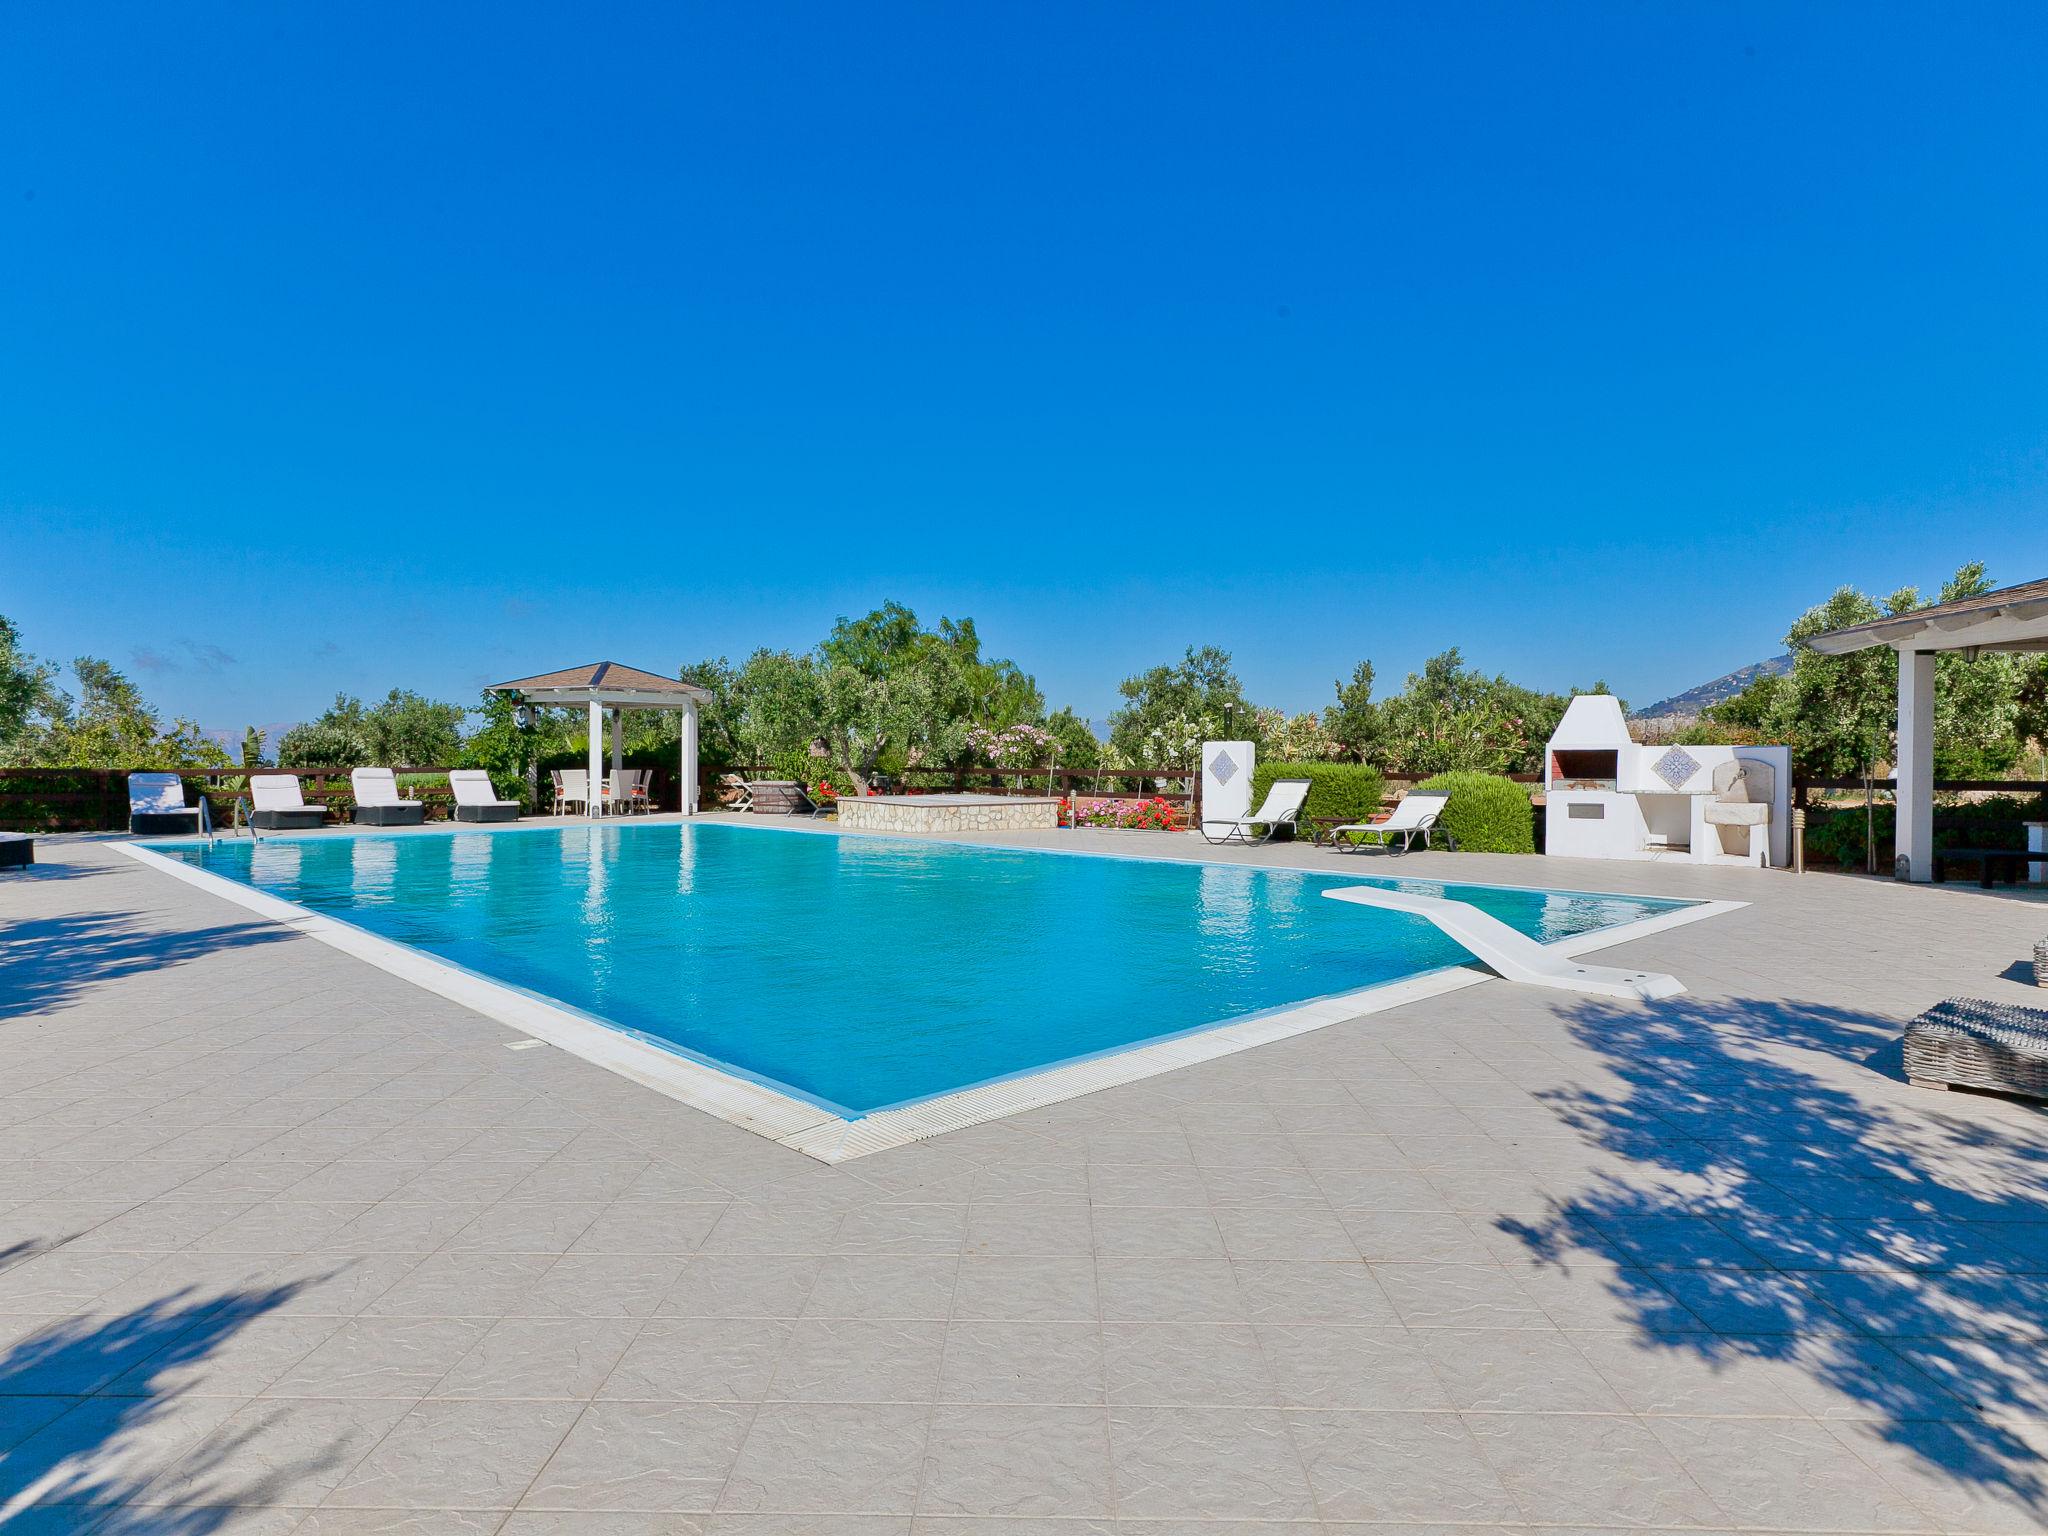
[154,823,1690,1117]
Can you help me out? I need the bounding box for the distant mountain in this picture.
[1630,656,1792,723]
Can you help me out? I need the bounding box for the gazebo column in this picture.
[1894,647,1935,882]
[680,699,699,816]
[586,699,604,820]
[610,710,624,777]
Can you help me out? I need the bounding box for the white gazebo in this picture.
[487,662,712,819]
[1804,576,2048,881]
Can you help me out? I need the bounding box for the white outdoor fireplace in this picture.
[1543,695,1790,867]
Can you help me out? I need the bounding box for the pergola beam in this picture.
[1802,578,2048,885]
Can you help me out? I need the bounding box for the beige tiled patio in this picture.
[2,824,2047,1532]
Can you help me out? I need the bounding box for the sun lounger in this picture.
[1328,790,1450,854]
[746,780,807,815]
[449,769,520,823]
[1905,997,2048,1101]
[127,772,206,835]
[350,767,427,827]
[249,774,330,830]
[1200,778,1311,846]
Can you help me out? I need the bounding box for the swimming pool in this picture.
[146,821,1694,1123]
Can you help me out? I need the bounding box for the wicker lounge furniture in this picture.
[350,767,427,827]
[0,832,32,869]
[746,780,808,815]
[449,769,520,823]
[1329,790,1450,855]
[249,775,330,831]
[1904,996,2048,1101]
[127,772,206,835]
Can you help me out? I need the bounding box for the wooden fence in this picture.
[10,761,2037,835]
[0,766,468,832]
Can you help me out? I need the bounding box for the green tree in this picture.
[240,726,268,768]
[0,616,58,760]
[1375,649,1564,776]
[1927,562,2024,779]
[1774,586,1908,778]
[813,606,979,790]
[1326,661,1381,763]
[732,649,827,768]
[276,695,374,768]
[1771,563,2030,781]
[277,689,464,768]
[1107,646,1253,772]
[28,656,230,769]
[365,688,465,765]
[459,692,548,781]
[1043,706,1102,773]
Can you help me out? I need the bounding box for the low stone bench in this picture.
[1904,996,2048,1101]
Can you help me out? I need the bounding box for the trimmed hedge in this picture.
[1414,770,1535,853]
[1804,792,2046,870]
[1249,761,1385,832]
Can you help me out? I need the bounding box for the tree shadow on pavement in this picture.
[1502,995,2048,1519]
[0,1277,355,1531]
[0,910,291,1019]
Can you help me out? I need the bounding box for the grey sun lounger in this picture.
[127,772,206,835]
[351,767,428,826]
[450,769,521,823]
[249,774,330,831]
[1329,790,1450,854]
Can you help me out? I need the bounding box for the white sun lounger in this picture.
[249,774,329,831]
[1200,778,1311,846]
[449,769,520,823]
[127,772,205,835]
[1329,790,1450,854]
[350,767,427,827]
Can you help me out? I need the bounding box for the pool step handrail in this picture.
[1321,884,1684,1001]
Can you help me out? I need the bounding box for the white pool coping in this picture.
[116,837,1744,1163]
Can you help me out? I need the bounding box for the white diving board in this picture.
[1322,884,1686,1002]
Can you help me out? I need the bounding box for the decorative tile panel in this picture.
[1209,749,1240,786]
[1651,746,1702,791]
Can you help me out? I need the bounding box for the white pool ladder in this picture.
[1322,884,1684,1001]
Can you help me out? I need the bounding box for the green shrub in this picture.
[1804,792,2045,870]
[1248,761,1385,832]
[1414,770,1535,853]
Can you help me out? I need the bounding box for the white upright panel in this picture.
[1200,740,1254,832]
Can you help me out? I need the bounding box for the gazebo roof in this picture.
[488,661,712,707]
[1803,577,2048,657]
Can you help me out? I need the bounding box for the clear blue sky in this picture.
[4,3,2045,732]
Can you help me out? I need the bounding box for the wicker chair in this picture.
[1903,997,2048,1101]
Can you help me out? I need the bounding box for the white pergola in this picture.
[1805,576,2048,881]
[487,662,712,820]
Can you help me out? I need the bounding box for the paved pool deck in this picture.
[2,820,2047,1532]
